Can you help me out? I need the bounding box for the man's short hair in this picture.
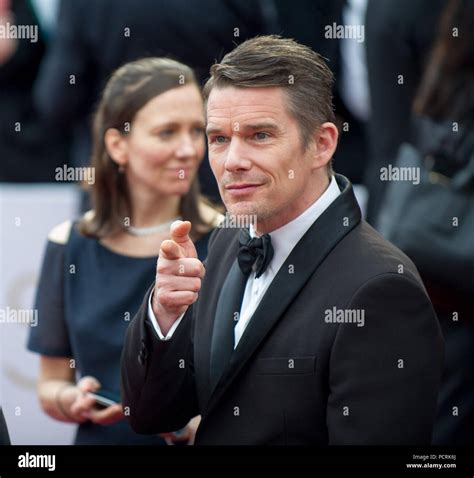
[203,35,336,161]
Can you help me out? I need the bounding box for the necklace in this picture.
[125,216,182,237]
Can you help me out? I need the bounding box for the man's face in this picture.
[207,86,321,233]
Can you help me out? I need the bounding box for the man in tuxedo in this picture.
[121,36,444,445]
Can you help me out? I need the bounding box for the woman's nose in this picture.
[176,133,199,158]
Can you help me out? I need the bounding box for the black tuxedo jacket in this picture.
[121,175,444,445]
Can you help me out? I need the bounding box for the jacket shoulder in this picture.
[334,220,424,287]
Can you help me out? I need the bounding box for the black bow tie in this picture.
[238,228,274,278]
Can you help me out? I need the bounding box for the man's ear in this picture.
[311,122,338,170]
[104,128,128,167]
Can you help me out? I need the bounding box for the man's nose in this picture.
[224,138,251,171]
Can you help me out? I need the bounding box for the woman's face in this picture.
[121,84,206,197]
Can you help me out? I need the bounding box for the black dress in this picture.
[28,223,211,445]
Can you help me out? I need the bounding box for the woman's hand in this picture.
[69,376,124,426]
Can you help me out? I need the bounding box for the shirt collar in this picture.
[249,175,341,274]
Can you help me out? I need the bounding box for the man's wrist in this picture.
[149,292,178,337]
[148,292,186,341]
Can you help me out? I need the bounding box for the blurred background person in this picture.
[364,0,446,222]
[410,0,474,446]
[0,0,71,182]
[274,0,370,196]
[376,0,474,445]
[27,57,222,445]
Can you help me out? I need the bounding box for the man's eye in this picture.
[212,136,227,144]
[254,132,270,141]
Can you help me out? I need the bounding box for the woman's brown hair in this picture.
[79,57,215,240]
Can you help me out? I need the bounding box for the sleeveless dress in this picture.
[28,223,211,444]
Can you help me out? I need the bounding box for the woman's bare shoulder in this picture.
[47,210,95,245]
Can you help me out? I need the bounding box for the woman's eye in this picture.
[191,127,205,137]
[254,132,269,141]
[159,130,174,139]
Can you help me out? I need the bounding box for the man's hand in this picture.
[152,221,205,335]
[160,415,201,445]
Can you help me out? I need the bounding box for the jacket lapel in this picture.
[204,175,361,413]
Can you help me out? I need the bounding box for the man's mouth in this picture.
[224,183,262,195]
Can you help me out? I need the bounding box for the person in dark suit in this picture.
[121,36,444,445]
[0,407,10,445]
[400,0,474,445]
[273,0,369,185]
[364,0,446,222]
[0,0,71,182]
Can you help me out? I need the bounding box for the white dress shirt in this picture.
[148,175,341,346]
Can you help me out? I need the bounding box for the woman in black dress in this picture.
[28,58,222,445]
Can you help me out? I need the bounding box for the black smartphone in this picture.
[88,389,121,409]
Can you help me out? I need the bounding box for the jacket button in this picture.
[138,347,147,365]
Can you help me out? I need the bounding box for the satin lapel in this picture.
[194,228,240,407]
[204,175,361,414]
